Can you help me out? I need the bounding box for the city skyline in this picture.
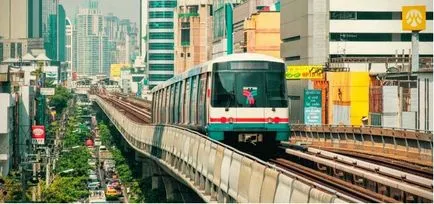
[59,0,140,24]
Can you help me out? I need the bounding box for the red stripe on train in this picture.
[209,117,289,123]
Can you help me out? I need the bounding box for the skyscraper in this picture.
[57,4,66,61]
[75,0,109,76]
[65,17,73,82]
[143,0,177,89]
[42,0,58,60]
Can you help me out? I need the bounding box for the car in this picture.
[99,145,107,151]
[87,182,100,190]
[89,174,98,180]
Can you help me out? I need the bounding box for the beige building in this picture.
[174,0,213,74]
[243,11,281,58]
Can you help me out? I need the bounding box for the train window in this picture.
[266,72,288,107]
[211,72,235,107]
[191,76,198,124]
[235,72,266,107]
[185,79,191,124]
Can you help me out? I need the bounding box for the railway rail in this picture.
[98,93,433,203]
[274,144,433,203]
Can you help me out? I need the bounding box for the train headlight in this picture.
[220,117,227,123]
[228,117,234,123]
[267,117,273,123]
[273,117,280,123]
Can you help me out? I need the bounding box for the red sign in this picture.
[32,125,45,145]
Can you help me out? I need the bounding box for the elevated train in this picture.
[151,53,289,144]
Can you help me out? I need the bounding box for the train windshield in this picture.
[212,61,287,108]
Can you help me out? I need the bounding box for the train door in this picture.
[198,73,207,126]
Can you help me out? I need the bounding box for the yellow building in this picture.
[110,64,129,81]
[243,11,281,58]
[327,72,370,126]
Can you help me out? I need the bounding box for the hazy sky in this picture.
[60,0,140,23]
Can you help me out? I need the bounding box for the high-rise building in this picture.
[75,0,110,76]
[0,0,42,39]
[280,0,433,72]
[57,4,66,61]
[143,0,177,89]
[0,0,44,62]
[42,0,58,60]
[65,17,73,83]
[174,0,213,74]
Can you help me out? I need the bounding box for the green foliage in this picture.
[43,176,89,203]
[0,175,30,202]
[56,146,91,177]
[98,123,112,147]
[49,86,72,114]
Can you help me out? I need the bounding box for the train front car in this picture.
[208,54,289,145]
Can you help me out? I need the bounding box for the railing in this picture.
[93,95,359,203]
[290,124,433,166]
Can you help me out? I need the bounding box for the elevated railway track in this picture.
[97,93,433,203]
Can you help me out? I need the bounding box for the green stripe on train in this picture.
[207,123,290,141]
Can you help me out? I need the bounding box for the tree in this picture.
[43,176,89,203]
[49,86,72,114]
[56,147,91,177]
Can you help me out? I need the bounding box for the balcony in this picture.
[181,41,190,47]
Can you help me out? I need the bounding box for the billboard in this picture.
[110,64,129,81]
[32,125,45,145]
[286,65,323,80]
[402,5,426,31]
[304,89,322,125]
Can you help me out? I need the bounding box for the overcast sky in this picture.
[60,0,140,23]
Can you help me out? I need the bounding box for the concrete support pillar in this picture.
[162,176,180,201]
[141,160,153,179]
[151,161,162,190]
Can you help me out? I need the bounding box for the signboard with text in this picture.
[402,5,426,31]
[40,88,55,96]
[304,89,322,125]
[32,125,45,145]
[286,65,323,80]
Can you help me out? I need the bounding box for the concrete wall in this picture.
[0,93,14,176]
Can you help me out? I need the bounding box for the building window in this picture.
[285,56,300,61]
[10,43,16,58]
[149,11,174,19]
[149,32,174,39]
[149,64,174,71]
[149,74,173,81]
[187,53,190,57]
[17,43,22,57]
[149,43,174,50]
[149,22,173,29]
[149,53,174,60]
[330,11,433,20]
[181,22,190,46]
[330,33,433,42]
[0,43,3,62]
[283,35,301,42]
[149,1,176,8]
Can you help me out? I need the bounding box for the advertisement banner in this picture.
[286,65,324,80]
[304,89,322,125]
[32,125,45,145]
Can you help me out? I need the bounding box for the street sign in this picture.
[286,65,323,80]
[304,89,322,125]
[402,5,426,31]
[32,125,45,145]
[40,88,55,96]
